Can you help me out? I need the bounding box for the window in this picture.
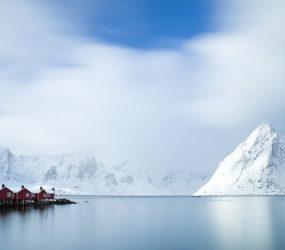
[7,192,11,197]
[26,193,30,198]
[47,194,50,197]
[43,194,47,198]
[32,194,35,197]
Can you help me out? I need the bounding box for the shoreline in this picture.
[0,198,76,208]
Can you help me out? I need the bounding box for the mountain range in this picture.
[0,147,207,195]
[1,121,284,196]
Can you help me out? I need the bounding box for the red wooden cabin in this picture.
[0,184,14,200]
[47,193,54,200]
[47,187,55,200]
[38,187,48,200]
[15,185,32,200]
[31,192,39,201]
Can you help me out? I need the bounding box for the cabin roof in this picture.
[0,186,14,192]
[0,186,55,194]
[13,187,32,193]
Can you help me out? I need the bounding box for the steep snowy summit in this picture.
[195,121,285,196]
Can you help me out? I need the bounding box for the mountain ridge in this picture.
[0,148,207,195]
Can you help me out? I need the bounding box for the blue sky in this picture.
[0,0,285,174]
[50,0,219,48]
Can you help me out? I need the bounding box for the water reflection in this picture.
[208,197,274,250]
[0,197,285,250]
[0,205,55,249]
[0,205,54,217]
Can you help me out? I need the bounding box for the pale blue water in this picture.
[1,196,285,250]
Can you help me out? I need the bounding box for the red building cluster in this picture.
[0,185,55,202]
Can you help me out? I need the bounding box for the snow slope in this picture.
[159,171,208,195]
[0,149,98,194]
[195,121,285,196]
[0,148,206,195]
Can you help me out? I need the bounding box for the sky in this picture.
[0,0,285,174]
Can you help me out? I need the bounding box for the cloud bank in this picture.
[0,0,285,173]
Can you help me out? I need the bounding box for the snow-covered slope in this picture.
[0,149,98,194]
[0,148,206,195]
[91,162,156,195]
[195,121,285,196]
[159,171,208,195]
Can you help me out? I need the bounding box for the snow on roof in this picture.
[0,186,13,192]
[13,187,33,193]
[0,185,55,194]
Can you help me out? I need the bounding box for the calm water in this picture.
[1,196,285,250]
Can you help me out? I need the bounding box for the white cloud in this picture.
[0,0,285,173]
[183,0,285,128]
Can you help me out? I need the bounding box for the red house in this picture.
[15,186,32,200]
[47,187,55,200]
[31,192,39,201]
[38,187,48,200]
[47,193,54,200]
[0,184,14,200]
[47,193,55,200]
[32,187,55,201]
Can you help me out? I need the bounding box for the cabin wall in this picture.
[16,189,32,200]
[0,188,14,200]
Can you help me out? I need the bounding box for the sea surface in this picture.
[1,196,285,250]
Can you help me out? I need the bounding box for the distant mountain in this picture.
[0,148,98,194]
[195,121,285,196]
[159,171,208,195]
[0,148,206,195]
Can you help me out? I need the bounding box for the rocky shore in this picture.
[0,198,77,208]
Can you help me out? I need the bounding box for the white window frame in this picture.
[7,192,11,197]
[26,193,30,198]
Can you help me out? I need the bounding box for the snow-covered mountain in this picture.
[0,148,98,194]
[0,148,206,195]
[195,121,285,196]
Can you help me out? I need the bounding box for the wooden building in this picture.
[15,185,32,200]
[47,187,55,200]
[31,192,39,201]
[38,187,48,200]
[0,185,56,205]
[0,184,14,200]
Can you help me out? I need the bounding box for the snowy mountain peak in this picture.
[195,122,285,196]
[245,121,276,147]
[258,120,273,130]
[256,120,275,135]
